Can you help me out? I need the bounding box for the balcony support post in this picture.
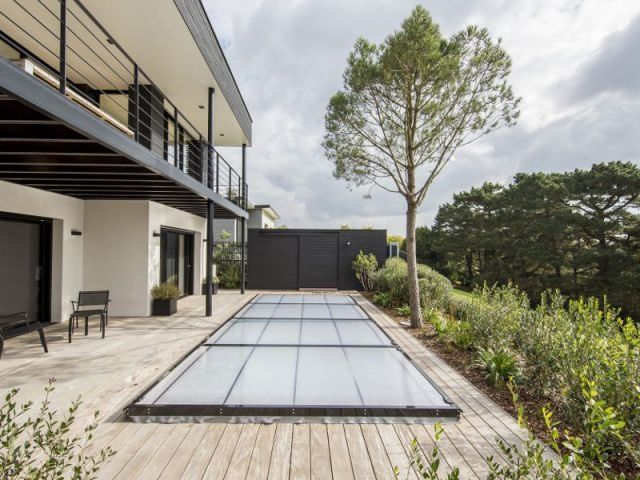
[205,86,215,316]
[206,199,214,316]
[240,143,247,294]
[59,0,67,94]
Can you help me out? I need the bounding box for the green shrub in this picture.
[372,292,392,308]
[446,321,474,350]
[447,284,640,461]
[422,307,440,325]
[370,258,409,304]
[517,294,640,453]
[474,347,521,387]
[352,250,378,291]
[451,283,528,351]
[218,263,241,288]
[0,379,114,479]
[397,381,639,478]
[395,424,460,480]
[418,264,453,311]
[432,317,449,336]
[371,258,453,310]
[150,282,181,300]
[396,304,411,316]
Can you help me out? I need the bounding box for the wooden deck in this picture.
[0,292,531,479]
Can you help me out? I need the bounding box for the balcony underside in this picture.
[0,60,246,219]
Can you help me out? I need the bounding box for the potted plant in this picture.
[201,276,220,295]
[151,282,180,315]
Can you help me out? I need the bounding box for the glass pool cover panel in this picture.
[128,294,459,423]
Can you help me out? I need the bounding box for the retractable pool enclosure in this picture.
[127,294,460,423]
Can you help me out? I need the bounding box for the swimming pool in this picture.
[127,294,460,423]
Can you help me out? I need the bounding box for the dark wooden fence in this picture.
[247,229,387,290]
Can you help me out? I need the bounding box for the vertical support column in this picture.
[59,0,67,94]
[240,143,247,294]
[205,87,215,316]
[206,199,214,316]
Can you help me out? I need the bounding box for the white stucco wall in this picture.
[1,184,209,319]
[0,180,84,322]
[148,201,206,311]
[82,200,150,316]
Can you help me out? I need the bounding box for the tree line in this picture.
[416,161,640,318]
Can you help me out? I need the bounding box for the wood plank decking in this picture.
[0,292,530,479]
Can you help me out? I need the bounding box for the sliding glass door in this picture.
[160,228,194,296]
[0,212,51,323]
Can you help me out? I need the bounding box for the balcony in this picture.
[0,0,247,215]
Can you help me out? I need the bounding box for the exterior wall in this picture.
[0,181,84,323]
[148,201,206,312]
[247,210,265,230]
[83,201,150,317]
[0,183,208,319]
[84,200,206,316]
[248,208,277,229]
[212,219,238,241]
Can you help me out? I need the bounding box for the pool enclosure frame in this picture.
[126,295,461,423]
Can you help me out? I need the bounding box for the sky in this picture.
[207,0,640,236]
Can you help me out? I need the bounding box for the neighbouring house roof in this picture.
[251,204,280,221]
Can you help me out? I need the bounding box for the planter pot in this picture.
[152,298,177,316]
[201,284,219,295]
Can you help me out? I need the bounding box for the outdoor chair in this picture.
[69,290,110,343]
[0,311,48,360]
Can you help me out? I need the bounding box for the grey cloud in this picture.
[568,14,640,100]
[210,0,640,234]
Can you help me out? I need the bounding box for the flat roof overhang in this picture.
[1,0,251,147]
[0,58,247,219]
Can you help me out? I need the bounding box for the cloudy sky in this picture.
[207,0,640,235]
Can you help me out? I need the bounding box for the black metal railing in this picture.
[214,241,247,289]
[0,0,247,211]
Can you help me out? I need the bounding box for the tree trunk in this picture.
[406,200,423,328]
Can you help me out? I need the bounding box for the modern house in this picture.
[0,0,251,322]
[248,203,280,229]
[213,201,280,241]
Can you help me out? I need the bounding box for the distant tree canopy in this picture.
[418,161,640,318]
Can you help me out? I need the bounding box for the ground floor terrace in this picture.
[0,292,531,479]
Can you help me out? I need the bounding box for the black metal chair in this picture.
[69,290,110,343]
[0,312,48,359]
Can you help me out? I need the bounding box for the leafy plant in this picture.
[486,381,638,479]
[394,423,460,480]
[474,347,521,387]
[150,282,180,300]
[0,379,114,479]
[430,315,449,336]
[396,304,411,317]
[395,381,639,478]
[373,292,392,308]
[202,275,220,285]
[371,258,452,310]
[352,250,378,291]
[422,307,440,325]
[446,321,474,350]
